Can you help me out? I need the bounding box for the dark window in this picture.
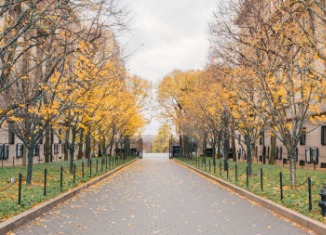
[0,144,3,160]
[54,143,59,154]
[238,135,241,144]
[16,144,23,158]
[4,144,9,160]
[295,147,298,162]
[321,126,326,145]
[34,144,40,156]
[275,147,279,159]
[311,147,319,164]
[267,146,270,158]
[259,131,264,145]
[61,144,64,154]
[279,147,283,160]
[8,125,15,144]
[300,128,306,145]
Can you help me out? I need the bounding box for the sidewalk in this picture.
[12,154,312,234]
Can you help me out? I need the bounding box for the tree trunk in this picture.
[231,126,236,162]
[270,135,276,164]
[69,129,76,173]
[77,130,84,160]
[85,131,91,160]
[64,127,70,161]
[26,145,35,185]
[245,135,252,175]
[44,125,50,162]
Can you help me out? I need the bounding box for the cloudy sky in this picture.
[118,0,218,135]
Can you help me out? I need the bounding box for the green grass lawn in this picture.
[179,157,326,223]
[0,156,136,221]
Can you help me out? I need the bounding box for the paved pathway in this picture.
[13,153,313,235]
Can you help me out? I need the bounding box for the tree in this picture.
[152,124,171,153]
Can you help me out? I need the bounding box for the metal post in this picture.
[280,172,283,200]
[18,173,22,204]
[235,164,238,182]
[105,157,108,170]
[44,168,47,196]
[82,161,84,179]
[246,166,249,187]
[13,157,15,167]
[73,164,76,184]
[60,166,63,191]
[308,177,312,211]
[209,160,211,172]
[96,159,98,174]
[219,161,222,176]
[90,160,92,177]
[260,168,263,191]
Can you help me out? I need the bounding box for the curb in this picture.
[0,158,139,234]
[174,159,326,235]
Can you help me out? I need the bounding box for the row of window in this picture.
[255,126,326,146]
[0,143,64,160]
[6,127,61,145]
[257,145,319,164]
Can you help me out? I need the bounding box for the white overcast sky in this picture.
[117,0,218,135]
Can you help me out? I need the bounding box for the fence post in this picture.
[13,157,15,167]
[96,159,98,174]
[44,168,47,196]
[246,166,249,187]
[60,166,63,191]
[90,159,92,177]
[308,177,312,211]
[18,173,22,204]
[219,161,222,176]
[260,168,263,191]
[280,172,283,200]
[106,157,108,170]
[73,164,76,184]
[235,164,238,182]
[209,160,211,172]
[82,161,84,179]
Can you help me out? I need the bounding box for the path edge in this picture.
[0,158,139,234]
[174,159,326,235]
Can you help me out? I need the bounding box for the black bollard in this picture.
[246,166,249,187]
[18,173,22,204]
[82,161,84,179]
[60,166,63,191]
[280,172,283,200]
[73,164,76,184]
[44,169,47,196]
[90,160,92,177]
[308,177,312,211]
[260,168,263,191]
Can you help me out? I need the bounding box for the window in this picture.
[300,128,306,145]
[54,143,59,154]
[4,144,9,160]
[311,147,319,164]
[34,144,40,156]
[238,135,241,144]
[8,125,15,144]
[321,126,326,145]
[305,147,311,163]
[259,131,264,145]
[16,144,23,158]
[279,147,283,160]
[275,147,279,159]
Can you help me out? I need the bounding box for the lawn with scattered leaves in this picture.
[0,156,136,221]
[179,157,326,223]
